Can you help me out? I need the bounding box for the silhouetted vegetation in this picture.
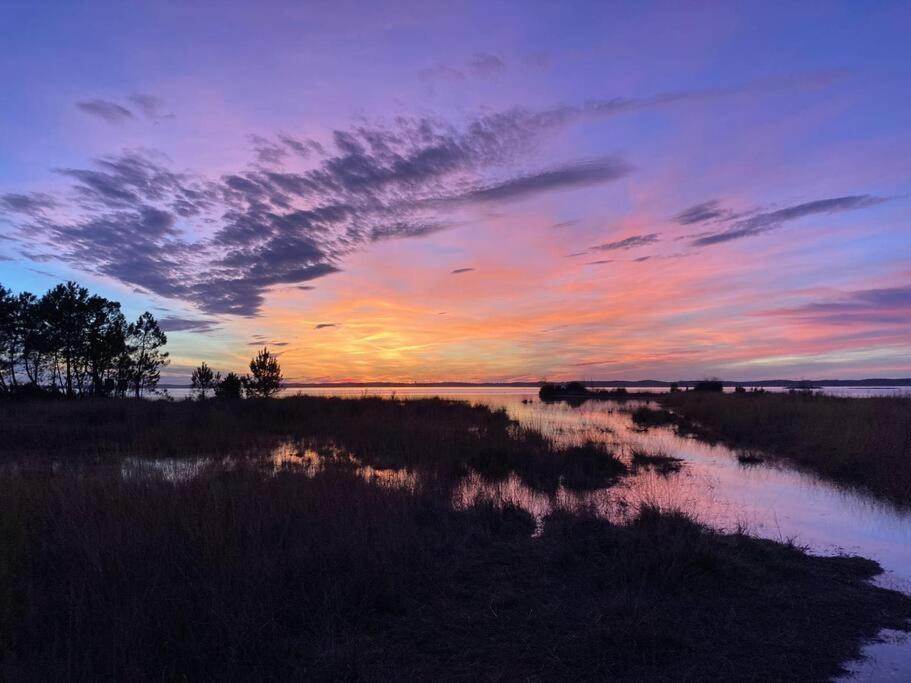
[539,380,590,400]
[632,405,678,428]
[0,396,620,495]
[0,281,168,398]
[0,396,908,680]
[661,391,911,504]
[539,382,646,404]
[190,361,219,399]
[215,371,245,399]
[0,282,287,403]
[693,379,724,392]
[246,347,284,398]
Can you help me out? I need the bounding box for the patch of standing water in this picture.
[121,440,421,491]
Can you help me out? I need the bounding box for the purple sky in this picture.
[1,1,909,382]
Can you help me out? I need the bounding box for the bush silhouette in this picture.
[215,372,245,399]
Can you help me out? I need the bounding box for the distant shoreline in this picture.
[160,378,911,389]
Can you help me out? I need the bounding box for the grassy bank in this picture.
[0,396,909,679]
[658,392,911,504]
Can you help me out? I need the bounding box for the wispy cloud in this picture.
[76,99,134,124]
[419,51,506,81]
[451,267,475,274]
[590,233,659,252]
[128,93,174,122]
[688,195,887,247]
[673,200,727,225]
[758,284,911,327]
[453,157,631,204]
[77,94,173,125]
[0,193,56,215]
[467,52,505,76]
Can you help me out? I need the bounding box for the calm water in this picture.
[155,385,910,677]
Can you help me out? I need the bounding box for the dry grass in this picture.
[660,392,911,504]
[0,396,908,679]
[1,465,909,680]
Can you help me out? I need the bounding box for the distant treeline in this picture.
[0,281,168,398]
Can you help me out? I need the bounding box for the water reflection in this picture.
[123,441,421,491]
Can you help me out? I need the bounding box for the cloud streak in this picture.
[419,52,506,81]
[76,99,134,124]
[760,284,911,327]
[688,195,886,247]
[590,233,659,252]
[76,94,173,124]
[674,200,727,225]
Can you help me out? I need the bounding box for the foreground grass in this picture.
[0,396,908,680]
[658,392,911,505]
[1,465,909,681]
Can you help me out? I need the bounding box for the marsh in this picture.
[1,391,910,680]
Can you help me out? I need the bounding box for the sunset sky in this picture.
[1,1,909,382]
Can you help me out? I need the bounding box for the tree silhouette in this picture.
[215,371,245,399]
[191,362,220,399]
[41,282,93,396]
[85,296,128,397]
[0,284,17,392]
[0,281,171,399]
[19,292,49,388]
[126,312,169,398]
[246,348,283,398]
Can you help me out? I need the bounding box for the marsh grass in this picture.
[660,392,911,504]
[0,396,908,679]
[0,396,622,494]
[0,464,908,680]
[631,405,678,429]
